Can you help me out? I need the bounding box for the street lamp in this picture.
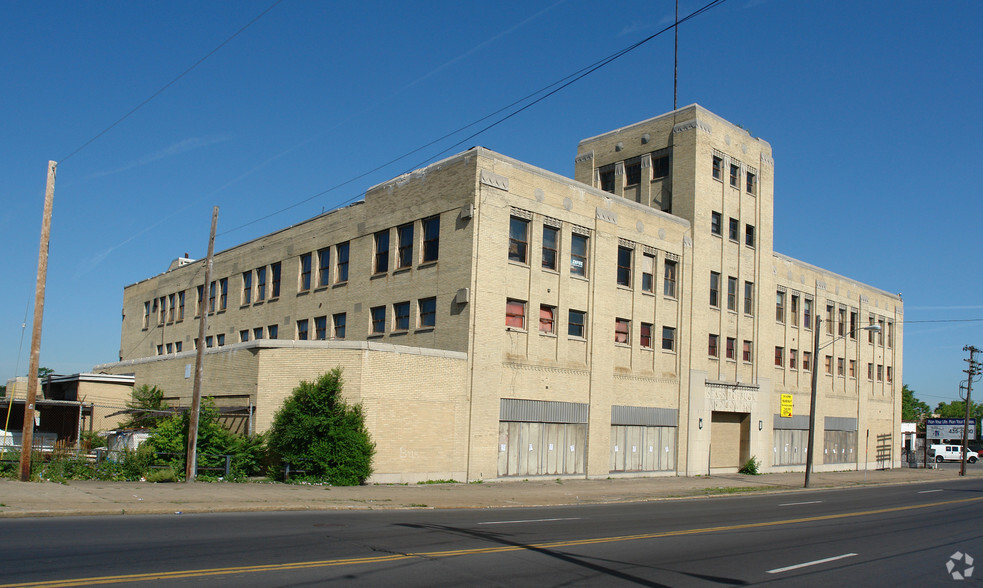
[804,318,881,488]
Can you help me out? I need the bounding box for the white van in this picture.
[929,444,978,463]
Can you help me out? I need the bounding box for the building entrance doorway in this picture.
[710,411,750,469]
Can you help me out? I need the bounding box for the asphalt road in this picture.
[1,478,981,587]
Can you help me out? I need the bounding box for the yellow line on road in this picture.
[4,495,980,587]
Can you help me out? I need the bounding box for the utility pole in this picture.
[19,161,56,482]
[960,345,980,477]
[186,207,218,482]
[804,315,822,488]
[673,0,678,110]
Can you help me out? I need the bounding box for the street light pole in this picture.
[805,321,880,489]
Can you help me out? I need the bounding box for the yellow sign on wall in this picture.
[780,394,793,417]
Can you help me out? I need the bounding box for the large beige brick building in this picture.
[96,105,902,482]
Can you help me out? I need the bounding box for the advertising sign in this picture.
[780,394,793,418]
[925,418,977,441]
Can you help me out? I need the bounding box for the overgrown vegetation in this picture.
[121,384,171,429]
[267,369,375,485]
[738,456,760,475]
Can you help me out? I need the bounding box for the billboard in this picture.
[925,418,977,441]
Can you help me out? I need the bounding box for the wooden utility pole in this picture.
[20,161,57,481]
[186,206,218,482]
[673,0,678,110]
[960,345,979,477]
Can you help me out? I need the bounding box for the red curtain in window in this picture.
[506,300,525,329]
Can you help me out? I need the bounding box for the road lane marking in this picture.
[4,494,981,588]
[766,553,857,574]
[478,517,580,525]
[778,500,822,507]
[918,489,943,494]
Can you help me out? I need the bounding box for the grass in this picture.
[416,479,459,485]
[408,503,429,508]
[700,486,771,496]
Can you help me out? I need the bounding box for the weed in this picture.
[416,479,459,484]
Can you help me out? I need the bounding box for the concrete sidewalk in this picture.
[0,467,980,518]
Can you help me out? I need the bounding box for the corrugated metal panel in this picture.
[500,398,588,423]
[611,405,678,427]
[774,414,810,430]
[825,416,858,431]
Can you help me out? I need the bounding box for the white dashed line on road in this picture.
[767,553,858,574]
[778,500,822,507]
[477,517,581,525]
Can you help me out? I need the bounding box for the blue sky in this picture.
[1,1,980,406]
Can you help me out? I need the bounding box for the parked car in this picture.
[929,444,978,463]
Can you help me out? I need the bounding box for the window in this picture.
[746,171,756,194]
[168,294,175,322]
[218,279,228,311]
[178,291,185,320]
[268,324,278,339]
[617,246,632,287]
[175,341,182,352]
[790,295,799,327]
[314,316,327,340]
[271,262,281,298]
[156,298,164,325]
[744,281,754,315]
[711,211,722,235]
[297,319,309,341]
[600,167,615,193]
[397,223,414,269]
[877,364,884,382]
[333,313,347,338]
[208,281,216,313]
[789,349,797,370]
[422,216,440,263]
[850,311,858,338]
[887,366,893,383]
[242,272,252,305]
[542,225,558,270]
[196,286,203,316]
[256,267,267,302]
[867,362,874,380]
[240,330,249,343]
[826,305,834,334]
[419,298,436,328]
[217,334,225,347]
[569,310,586,338]
[166,343,172,354]
[539,305,555,334]
[803,351,812,371]
[394,301,410,331]
[745,224,755,247]
[570,234,588,276]
[838,308,847,336]
[374,230,389,274]
[206,336,214,348]
[615,318,630,345]
[730,164,740,188]
[825,355,833,374]
[625,161,641,185]
[299,253,312,291]
[712,156,722,180]
[742,340,753,362]
[726,337,736,360]
[652,155,670,178]
[727,276,737,311]
[708,334,719,357]
[838,358,845,376]
[640,323,653,348]
[336,242,349,283]
[371,306,386,334]
[157,344,164,356]
[775,346,784,367]
[728,217,739,241]
[803,299,813,330]
[318,247,331,287]
[506,299,526,330]
[253,327,264,340]
[508,217,529,263]
[878,319,885,345]
[662,327,676,351]
[664,260,677,297]
[709,272,720,308]
[887,321,894,348]
[641,253,655,293]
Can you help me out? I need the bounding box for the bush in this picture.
[145,467,178,483]
[267,369,375,485]
[738,455,760,475]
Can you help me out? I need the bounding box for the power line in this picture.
[58,0,283,165]
[219,0,729,236]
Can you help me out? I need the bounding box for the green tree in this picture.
[901,384,931,421]
[37,367,54,379]
[267,369,375,485]
[121,384,170,429]
[934,399,983,421]
[145,398,265,480]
